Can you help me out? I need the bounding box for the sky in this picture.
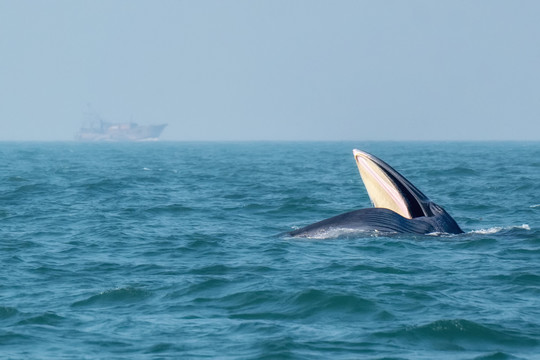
[1,0,539,141]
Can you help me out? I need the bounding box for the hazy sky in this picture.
[1,0,539,141]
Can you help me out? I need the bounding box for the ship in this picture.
[76,118,167,142]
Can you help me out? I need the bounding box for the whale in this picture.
[289,149,463,237]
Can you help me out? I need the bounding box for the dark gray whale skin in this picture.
[289,202,463,237]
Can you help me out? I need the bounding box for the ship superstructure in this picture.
[76,113,167,141]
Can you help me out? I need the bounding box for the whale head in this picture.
[287,149,464,237]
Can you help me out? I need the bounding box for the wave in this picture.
[468,224,531,235]
[286,227,376,240]
[144,342,185,355]
[229,288,379,321]
[0,330,35,345]
[144,203,195,214]
[71,286,152,308]
[372,319,539,349]
[471,352,525,360]
[0,183,54,201]
[0,306,19,320]
[16,311,65,327]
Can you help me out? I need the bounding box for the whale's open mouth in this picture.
[353,149,432,219]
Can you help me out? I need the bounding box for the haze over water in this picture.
[1,141,539,359]
[2,1,540,141]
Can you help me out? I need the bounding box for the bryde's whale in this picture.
[289,149,463,237]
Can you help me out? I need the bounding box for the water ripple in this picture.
[71,287,152,308]
[1,142,539,359]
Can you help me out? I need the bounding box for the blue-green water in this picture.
[1,142,539,359]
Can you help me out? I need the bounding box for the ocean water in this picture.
[1,141,539,359]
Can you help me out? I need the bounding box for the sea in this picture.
[1,141,539,360]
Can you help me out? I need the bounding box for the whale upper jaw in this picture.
[353,149,435,219]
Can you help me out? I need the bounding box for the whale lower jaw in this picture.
[289,207,463,238]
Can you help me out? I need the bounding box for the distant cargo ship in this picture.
[76,120,167,142]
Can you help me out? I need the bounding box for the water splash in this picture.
[469,224,531,235]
